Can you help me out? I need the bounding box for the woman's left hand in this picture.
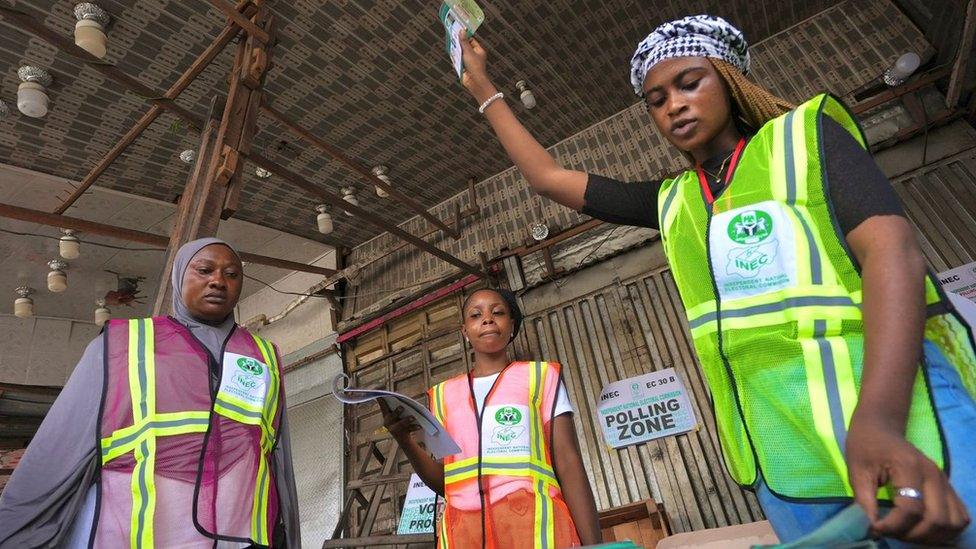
[847,417,970,544]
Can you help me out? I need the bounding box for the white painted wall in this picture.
[236,249,338,356]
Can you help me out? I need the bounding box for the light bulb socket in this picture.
[179,149,196,164]
[255,166,273,178]
[94,299,111,326]
[314,204,330,214]
[515,80,529,92]
[18,66,53,87]
[74,2,110,26]
[15,286,35,299]
[59,229,81,259]
[530,222,550,241]
[48,259,69,272]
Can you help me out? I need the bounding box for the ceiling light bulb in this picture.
[255,166,273,179]
[74,3,110,59]
[530,221,549,241]
[14,286,35,318]
[315,204,334,235]
[17,66,52,118]
[94,298,110,326]
[884,52,921,86]
[179,149,196,164]
[47,259,69,293]
[59,228,81,259]
[341,187,358,216]
[516,80,537,110]
[371,165,391,198]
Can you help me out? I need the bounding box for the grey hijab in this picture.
[171,237,242,358]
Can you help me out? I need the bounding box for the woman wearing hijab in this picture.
[457,15,976,546]
[0,238,300,548]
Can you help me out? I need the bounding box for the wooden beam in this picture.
[248,154,487,278]
[851,68,951,114]
[208,0,270,44]
[262,105,461,238]
[52,1,256,214]
[321,535,435,548]
[0,202,336,277]
[947,0,976,108]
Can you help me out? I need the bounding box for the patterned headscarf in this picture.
[630,15,750,95]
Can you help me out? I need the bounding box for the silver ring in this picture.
[896,487,923,501]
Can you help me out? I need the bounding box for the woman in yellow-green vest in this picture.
[456,14,976,547]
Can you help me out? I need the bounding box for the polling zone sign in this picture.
[396,473,438,535]
[598,368,698,449]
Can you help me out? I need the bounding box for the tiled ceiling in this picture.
[0,0,842,247]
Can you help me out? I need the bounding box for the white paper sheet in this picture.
[332,374,461,459]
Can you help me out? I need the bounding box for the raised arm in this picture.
[459,32,588,211]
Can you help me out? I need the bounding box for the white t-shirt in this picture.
[472,372,574,417]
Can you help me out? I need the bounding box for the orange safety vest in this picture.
[428,361,580,549]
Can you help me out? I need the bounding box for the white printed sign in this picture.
[481,404,531,458]
[397,474,438,535]
[710,201,798,300]
[939,261,976,305]
[218,352,269,408]
[598,368,698,449]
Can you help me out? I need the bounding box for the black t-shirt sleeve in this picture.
[821,116,906,235]
[582,173,662,229]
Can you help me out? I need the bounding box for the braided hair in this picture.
[708,58,794,133]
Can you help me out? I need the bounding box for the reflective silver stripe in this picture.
[538,478,549,549]
[135,439,150,547]
[137,319,148,419]
[783,110,824,284]
[215,395,264,420]
[815,319,848,456]
[101,417,211,457]
[444,460,556,481]
[532,361,542,460]
[660,179,681,231]
[688,295,858,329]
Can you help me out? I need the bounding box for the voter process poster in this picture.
[598,368,698,449]
[397,474,438,535]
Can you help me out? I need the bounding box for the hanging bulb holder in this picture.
[883,52,921,87]
[315,204,334,234]
[516,80,537,110]
[179,149,196,164]
[530,221,549,241]
[18,66,53,88]
[255,166,273,179]
[371,165,391,197]
[59,228,81,259]
[48,259,69,271]
[314,204,330,214]
[341,186,358,216]
[15,285,35,299]
[74,3,110,26]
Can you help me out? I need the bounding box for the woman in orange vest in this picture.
[380,288,602,548]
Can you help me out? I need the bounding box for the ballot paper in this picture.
[332,374,460,459]
[439,0,484,79]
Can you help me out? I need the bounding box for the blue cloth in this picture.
[756,339,976,547]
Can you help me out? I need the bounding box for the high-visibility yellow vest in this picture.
[94,317,283,547]
[657,94,976,499]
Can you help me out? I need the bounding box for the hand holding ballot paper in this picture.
[332,374,460,459]
[440,0,484,79]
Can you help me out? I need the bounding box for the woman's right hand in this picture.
[378,398,421,444]
[459,31,496,101]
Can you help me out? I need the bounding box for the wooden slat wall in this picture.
[516,267,765,534]
[891,149,976,271]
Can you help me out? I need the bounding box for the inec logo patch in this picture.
[494,406,522,426]
[236,357,264,376]
[728,210,773,245]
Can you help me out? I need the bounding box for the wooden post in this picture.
[152,98,226,315]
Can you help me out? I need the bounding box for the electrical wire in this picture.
[243,271,454,301]
[0,227,165,252]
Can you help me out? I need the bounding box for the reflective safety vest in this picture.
[657,93,976,500]
[94,316,283,548]
[428,361,579,548]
